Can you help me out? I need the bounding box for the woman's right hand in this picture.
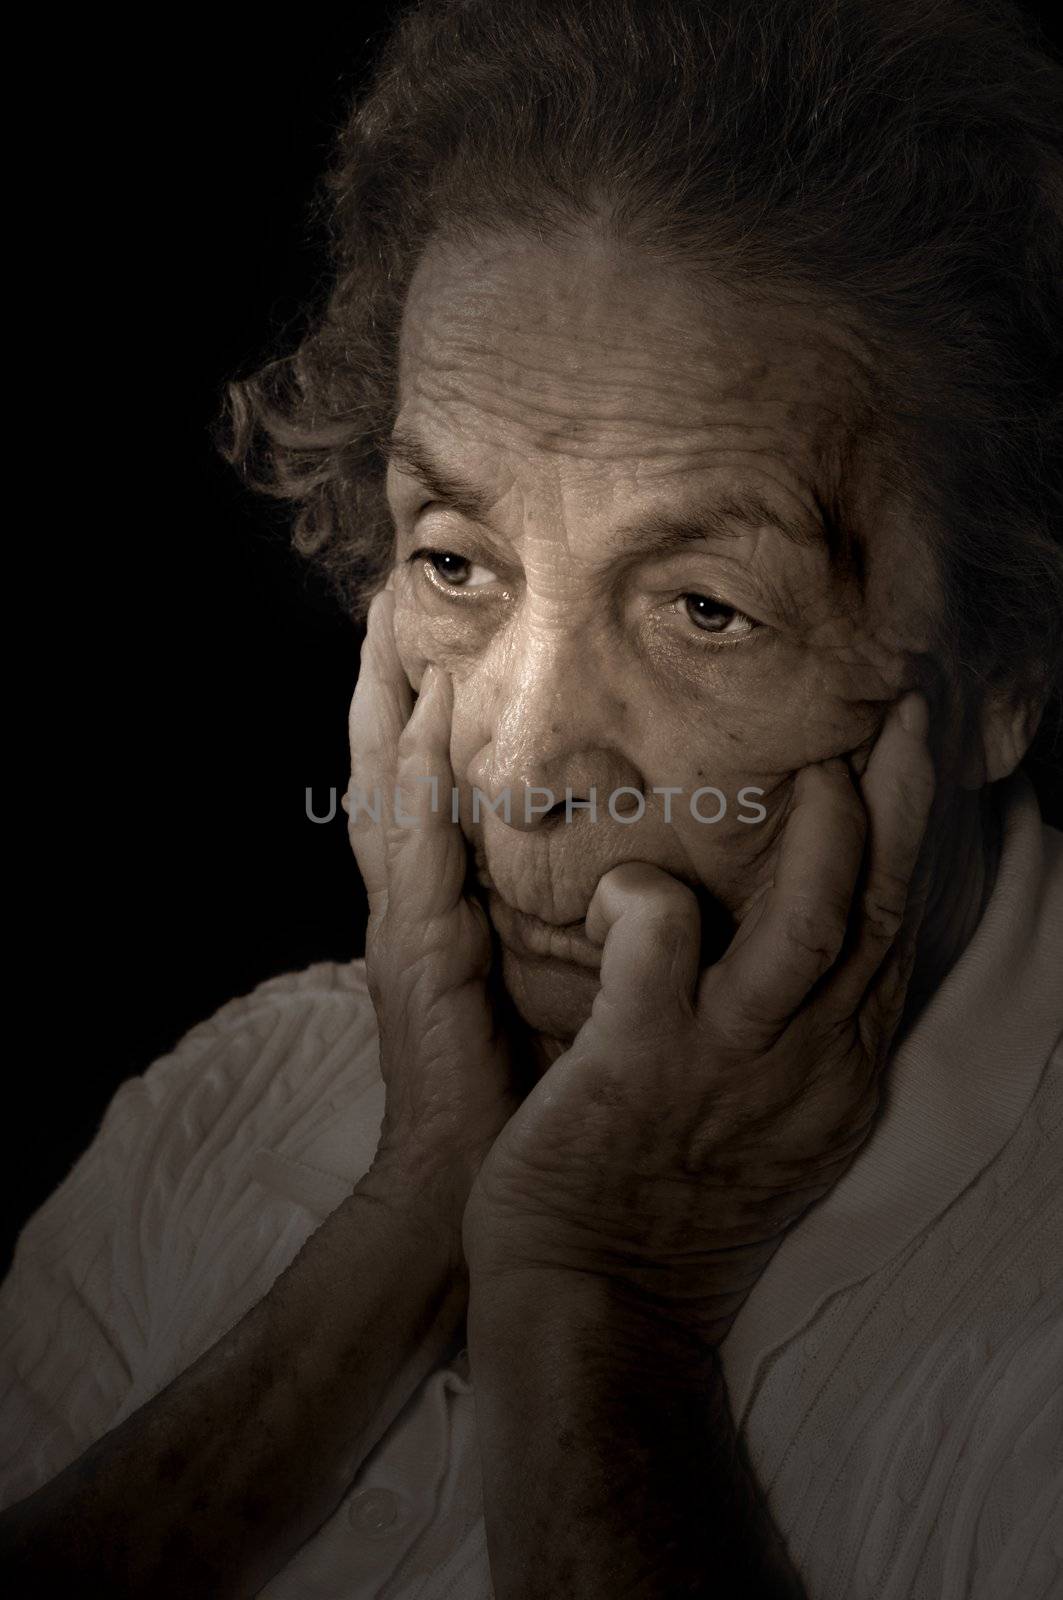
[0,587,523,1599]
[346,589,521,1236]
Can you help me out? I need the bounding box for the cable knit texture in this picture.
[2,769,1060,1599]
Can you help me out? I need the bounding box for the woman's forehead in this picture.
[398,231,878,483]
[393,232,888,585]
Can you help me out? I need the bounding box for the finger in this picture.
[386,663,472,923]
[822,690,936,1016]
[856,818,935,1061]
[585,862,701,1024]
[703,758,865,1036]
[348,590,414,781]
[346,590,412,914]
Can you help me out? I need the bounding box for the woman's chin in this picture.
[498,948,600,1043]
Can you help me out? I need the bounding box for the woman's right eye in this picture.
[414,549,500,590]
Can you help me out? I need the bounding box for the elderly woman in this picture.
[3,0,1061,1596]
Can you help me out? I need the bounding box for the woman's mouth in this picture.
[485,889,603,971]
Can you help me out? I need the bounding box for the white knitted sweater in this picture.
[2,770,1060,1599]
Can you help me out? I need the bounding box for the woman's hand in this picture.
[347,590,521,1237]
[1,596,526,1600]
[463,692,936,1344]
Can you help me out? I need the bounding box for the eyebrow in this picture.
[387,425,849,565]
[614,494,828,559]
[387,427,498,524]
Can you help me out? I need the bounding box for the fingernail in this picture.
[898,691,928,738]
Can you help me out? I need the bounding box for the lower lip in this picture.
[486,891,603,971]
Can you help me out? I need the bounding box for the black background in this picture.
[6,2,1061,1272]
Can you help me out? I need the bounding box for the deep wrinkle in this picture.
[389,423,842,560]
[383,229,955,1041]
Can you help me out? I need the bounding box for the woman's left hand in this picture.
[463,692,936,1345]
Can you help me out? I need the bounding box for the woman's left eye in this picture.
[678,592,760,643]
[417,549,500,590]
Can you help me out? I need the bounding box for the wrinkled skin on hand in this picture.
[346,590,526,1216]
[462,694,936,1343]
[351,222,1029,1320]
[383,228,1021,1048]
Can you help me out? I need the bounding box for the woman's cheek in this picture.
[664,771,790,913]
[697,674,887,778]
[647,688,888,915]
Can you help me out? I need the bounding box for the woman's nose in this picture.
[464,629,641,832]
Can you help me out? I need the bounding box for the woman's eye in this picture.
[679,593,759,642]
[417,549,499,589]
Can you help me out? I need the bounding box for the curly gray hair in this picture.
[221,0,1063,772]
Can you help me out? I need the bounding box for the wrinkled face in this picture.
[387,230,940,1039]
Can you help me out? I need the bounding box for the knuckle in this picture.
[705,979,782,1052]
[861,874,908,943]
[348,732,389,781]
[384,817,414,865]
[863,903,903,948]
[784,899,847,968]
[347,812,386,855]
[631,883,702,947]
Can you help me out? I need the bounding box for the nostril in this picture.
[610,789,643,818]
[546,789,613,822]
[541,797,572,825]
[537,790,644,824]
